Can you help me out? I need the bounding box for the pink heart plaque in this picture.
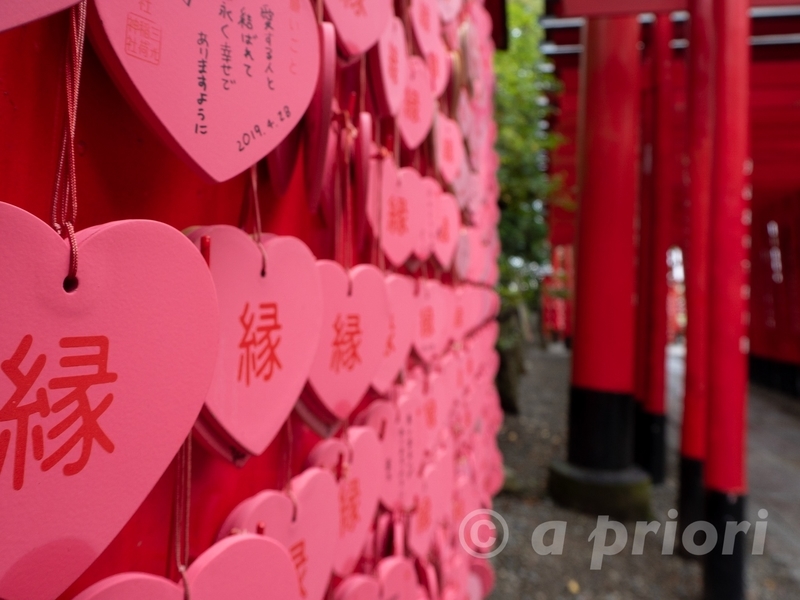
[335,575,380,600]
[414,280,446,364]
[0,0,78,33]
[218,467,339,600]
[354,400,400,509]
[324,0,391,57]
[73,534,302,600]
[371,275,416,394]
[410,0,441,55]
[187,226,322,458]
[89,0,320,182]
[305,261,389,422]
[308,427,382,576]
[427,36,451,99]
[408,459,447,559]
[377,555,418,600]
[415,177,440,262]
[435,113,465,185]
[396,382,425,510]
[437,0,463,22]
[369,16,409,117]
[0,202,219,600]
[432,192,461,269]
[380,166,420,269]
[398,57,435,150]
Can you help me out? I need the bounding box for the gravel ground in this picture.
[488,343,799,600]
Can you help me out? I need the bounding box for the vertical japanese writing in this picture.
[415,495,432,532]
[453,304,464,329]
[239,6,255,78]
[388,43,399,86]
[289,539,308,597]
[330,314,362,373]
[387,196,409,235]
[238,302,283,386]
[260,5,276,91]
[423,397,436,429]
[443,138,454,164]
[403,88,420,124]
[196,32,210,134]
[219,2,237,89]
[0,335,117,491]
[438,215,450,243]
[384,314,396,357]
[288,0,301,76]
[420,306,434,338]
[341,0,366,16]
[339,477,361,535]
[418,2,431,33]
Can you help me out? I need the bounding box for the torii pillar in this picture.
[549,15,651,520]
[704,0,751,597]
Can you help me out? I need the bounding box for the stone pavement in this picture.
[488,343,800,599]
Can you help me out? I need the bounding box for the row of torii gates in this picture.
[537,1,800,598]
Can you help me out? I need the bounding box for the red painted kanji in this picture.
[289,539,308,597]
[330,314,362,373]
[0,335,117,491]
[403,89,420,124]
[238,301,283,386]
[387,196,409,236]
[384,314,396,357]
[341,0,366,16]
[339,477,361,535]
[420,306,434,338]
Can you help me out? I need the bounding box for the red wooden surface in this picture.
[570,16,640,394]
[0,11,331,598]
[682,0,713,462]
[556,0,800,17]
[704,0,750,494]
[545,14,800,372]
[644,14,674,417]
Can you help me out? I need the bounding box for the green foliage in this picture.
[493,0,561,310]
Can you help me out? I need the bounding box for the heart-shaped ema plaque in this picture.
[435,113,466,185]
[89,0,319,182]
[371,274,416,394]
[410,0,441,56]
[432,192,461,269]
[334,556,418,600]
[186,226,322,459]
[72,534,302,600]
[0,202,219,600]
[219,467,339,600]
[380,166,422,269]
[304,261,389,423]
[308,427,382,577]
[369,16,409,117]
[324,0,391,57]
[398,57,435,150]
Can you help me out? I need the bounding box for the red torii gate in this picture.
[554,0,797,15]
[546,1,752,598]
